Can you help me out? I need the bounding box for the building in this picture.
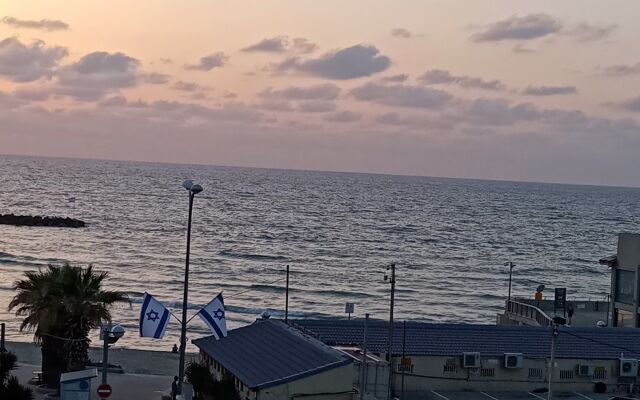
[193,318,355,400]
[600,232,640,327]
[293,319,640,398]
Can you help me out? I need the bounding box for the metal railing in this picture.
[505,300,553,326]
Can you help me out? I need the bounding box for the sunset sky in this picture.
[1,1,639,186]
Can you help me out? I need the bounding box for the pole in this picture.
[360,313,369,400]
[387,263,396,400]
[547,324,558,400]
[507,262,514,304]
[101,326,109,384]
[178,192,194,395]
[401,320,406,400]
[285,265,290,324]
[1,323,5,353]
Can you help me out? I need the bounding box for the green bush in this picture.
[0,352,34,400]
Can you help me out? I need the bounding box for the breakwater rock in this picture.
[0,214,86,228]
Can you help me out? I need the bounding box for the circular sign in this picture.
[97,383,112,398]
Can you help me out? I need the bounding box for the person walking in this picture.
[567,304,574,325]
[171,376,179,400]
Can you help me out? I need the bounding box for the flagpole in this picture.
[178,181,203,395]
[285,265,290,324]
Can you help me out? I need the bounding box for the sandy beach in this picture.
[5,341,199,400]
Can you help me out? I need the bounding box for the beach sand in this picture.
[6,341,199,400]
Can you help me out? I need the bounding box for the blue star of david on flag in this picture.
[139,293,171,339]
[196,292,228,340]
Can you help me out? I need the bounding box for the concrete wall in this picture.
[387,354,628,398]
[617,233,640,271]
[256,364,354,400]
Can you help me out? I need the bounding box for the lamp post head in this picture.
[182,180,193,190]
[190,184,203,194]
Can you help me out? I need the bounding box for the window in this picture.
[616,269,635,305]
[528,368,543,378]
[594,367,607,380]
[480,368,495,377]
[560,370,574,380]
[443,364,458,374]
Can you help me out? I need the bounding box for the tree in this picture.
[185,361,215,400]
[9,264,130,387]
[0,351,34,400]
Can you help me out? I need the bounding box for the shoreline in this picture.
[4,340,199,376]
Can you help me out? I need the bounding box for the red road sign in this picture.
[97,383,112,398]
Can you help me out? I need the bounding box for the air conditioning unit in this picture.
[504,353,523,369]
[463,352,481,368]
[620,359,639,377]
[577,364,592,377]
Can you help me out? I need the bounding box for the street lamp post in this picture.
[384,263,396,400]
[178,180,203,395]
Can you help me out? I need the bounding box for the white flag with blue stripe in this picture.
[139,292,171,339]
[196,293,227,340]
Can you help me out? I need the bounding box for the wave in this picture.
[218,249,288,261]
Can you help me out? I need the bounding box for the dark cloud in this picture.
[173,81,200,92]
[273,45,390,80]
[297,100,336,113]
[522,85,577,96]
[242,36,317,54]
[12,87,52,101]
[420,69,505,91]
[471,14,562,42]
[391,28,415,38]
[56,51,140,100]
[564,22,616,42]
[601,63,640,77]
[259,84,340,101]
[464,98,541,126]
[614,96,640,113]
[351,82,452,109]
[143,72,170,84]
[0,37,67,82]
[323,111,361,122]
[380,74,408,83]
[1,16,69,31]
[185,52,228,71]
[257,100,294,112]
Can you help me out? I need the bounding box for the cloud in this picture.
[56,51,140,100]
[297,100,336,113]
[273,44,390,80]
[13,87,52,101]
[185,52,228,71]
[391,28,417,39]
[564,22,616,42]
[259,84,340,101]
[143,72,170,84]
[323,111,361,122]
[601,62,640,77]
[242,36,316,54]
[173,81,201,92]
[419,69,505,91]
[351,82,452,109]
[463,98,541,126]
[612,96,640,113]
[471,14,562,42]
[0,37,67,82]
[522,85,577,96]
[1,16,69,31]
[380,74,408,83]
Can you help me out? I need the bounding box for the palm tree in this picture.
[8,264,130,387]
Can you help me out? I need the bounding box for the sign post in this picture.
[345,302,355,320]
[97,383,112,398]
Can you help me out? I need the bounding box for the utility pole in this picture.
[385,263,396,400]
[506,262,515,305]
[1,323,5,353]
[401,320,406,400]
[101,325,109,385]
[285,265,290,324]
[547,324,559,400]
[360,313,369,400]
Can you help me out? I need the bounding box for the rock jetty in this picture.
[0,214,86,228]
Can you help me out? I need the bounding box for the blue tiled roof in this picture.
[193,319,352,390]
[292,319,640,360]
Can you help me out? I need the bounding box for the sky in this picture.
[0,1,639,186]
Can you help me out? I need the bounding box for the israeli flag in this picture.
[139,292,171,339]
[196,293,228,340]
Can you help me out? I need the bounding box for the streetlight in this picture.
[383,263,396,400]
[178,179,203,395]
[505,262,515,305]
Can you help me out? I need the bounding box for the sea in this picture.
[0,155,638,351]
